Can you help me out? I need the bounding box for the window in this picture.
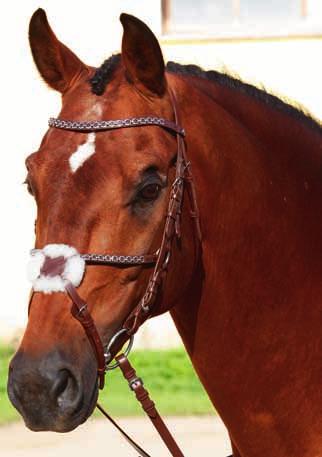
[161,0,322,38]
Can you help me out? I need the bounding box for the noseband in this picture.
[28,89,201,456]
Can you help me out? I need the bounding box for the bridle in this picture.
[45,89,201,385]
[29,89,202,456]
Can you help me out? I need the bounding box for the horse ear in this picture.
[29,9,85,93]
[120,13,166,97]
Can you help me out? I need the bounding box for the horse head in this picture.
[7,9,198,432]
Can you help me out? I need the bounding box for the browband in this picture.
[48,116,185,137]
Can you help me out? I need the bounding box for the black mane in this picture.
[90,54,121,96]
[89,53,321,133]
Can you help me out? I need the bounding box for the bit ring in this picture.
[104,328,134,371]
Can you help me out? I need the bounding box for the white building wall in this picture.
[0,1,320,346]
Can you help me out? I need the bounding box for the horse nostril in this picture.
[52,370,69,399]
[51,369,83,413]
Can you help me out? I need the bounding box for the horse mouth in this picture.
[8,356,100,434]
[22,381,99,433]
[82,381,99,424]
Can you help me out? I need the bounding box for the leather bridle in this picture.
[45,89,201,387]
[31,89,202,456]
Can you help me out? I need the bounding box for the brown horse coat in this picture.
[8,8,322,457]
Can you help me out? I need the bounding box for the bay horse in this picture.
[7,8,322,457]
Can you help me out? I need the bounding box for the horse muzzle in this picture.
[7,347,98,432]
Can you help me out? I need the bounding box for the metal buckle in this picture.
[104,328,134,371]
[129,376,143,390]
[77,304,87,316]
[162,251,171,269]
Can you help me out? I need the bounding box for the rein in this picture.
[29,89,202,456]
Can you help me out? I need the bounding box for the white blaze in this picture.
[69,132,96,173]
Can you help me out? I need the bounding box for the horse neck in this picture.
[169,74,322,455]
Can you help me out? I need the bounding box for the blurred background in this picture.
[0,1,321,454]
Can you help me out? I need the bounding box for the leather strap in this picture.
[122,88,201,336]
[49,116,185,136]
[65,281,106,389]
[169,90,202,243]
[115,354,185,457]
[81,252,158,266]
[30,249,158,267]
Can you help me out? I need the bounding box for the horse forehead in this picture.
[42,84,174,175]
[43,129,171,185]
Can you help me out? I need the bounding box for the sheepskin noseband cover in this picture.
[27,244,85,293]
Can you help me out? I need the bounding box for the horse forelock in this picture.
[89,54,122,96]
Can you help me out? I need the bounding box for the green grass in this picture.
[0,345,18,424]
[0,346,214,425]
[97,349,214,417]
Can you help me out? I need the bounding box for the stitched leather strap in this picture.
[116,354,185,457]
[122,88,201,336]
[65,281,106,389]
[169,90,201,243]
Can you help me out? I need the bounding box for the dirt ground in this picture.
[1,415,232,456]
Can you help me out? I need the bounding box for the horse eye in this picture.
[138,183,162,201]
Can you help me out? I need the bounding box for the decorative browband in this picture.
[48,116,185,137]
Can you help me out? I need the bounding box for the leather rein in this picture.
[34,89,202,456]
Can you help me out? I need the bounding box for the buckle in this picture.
[78,304,87,316]
[129,376,143,390]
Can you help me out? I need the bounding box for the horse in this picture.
[7,8,322,457]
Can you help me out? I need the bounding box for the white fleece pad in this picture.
[27,244,85,294]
